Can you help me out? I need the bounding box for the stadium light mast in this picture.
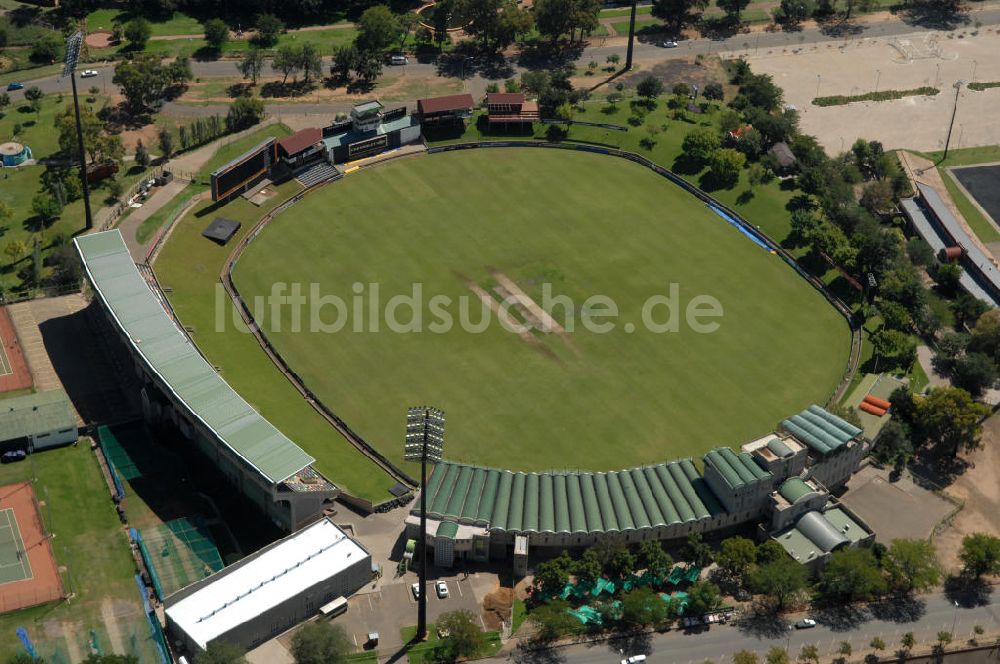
[63,31,94,232]
[405,406,445,642]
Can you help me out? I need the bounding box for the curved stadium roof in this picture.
[75,231,315,485]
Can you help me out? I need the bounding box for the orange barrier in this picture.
[859,401,887,417]
[863,395,892,410]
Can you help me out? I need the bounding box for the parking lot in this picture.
[330,575,490,652]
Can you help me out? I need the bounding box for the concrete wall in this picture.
[807,440,867,490]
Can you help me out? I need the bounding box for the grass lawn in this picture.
[233,148,851,473]
[398,624,500,664]
[1,93,107,160]
[601,4,654,17]
[0,444,161,662]
[610,18,664,34]
[152,124,397,503]
[84,8,205,36]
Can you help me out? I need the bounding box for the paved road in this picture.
[509,592,1000,664]
[8,4,1000,110]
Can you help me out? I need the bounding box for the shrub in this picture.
[813,87,939,106]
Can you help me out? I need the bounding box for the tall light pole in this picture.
[63,31,94,232]
[624,0,638,70]
[943,80,965,162]
[874,69,881,94]
[405,406,445,643]
[816,74,821,98]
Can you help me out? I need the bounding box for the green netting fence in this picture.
[97,424,143,481]
[137,517,224,600]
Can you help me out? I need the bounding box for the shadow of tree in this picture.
[897,3,970,30]
[868,595,927,623]
[606,631,651,656]
[814,604,872,632]
[944,574,994,607]
[734,610,789,639]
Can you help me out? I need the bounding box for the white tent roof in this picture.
[165,519,367,649]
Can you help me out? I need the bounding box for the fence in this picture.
[137,517,225,599]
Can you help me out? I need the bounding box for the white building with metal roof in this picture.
[75,230,338,530]
[165,518,372,654]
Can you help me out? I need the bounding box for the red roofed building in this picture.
[486,92,539,126]
[417,94,476,126]
[277,127,326,169]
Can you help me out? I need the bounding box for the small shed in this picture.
[202,218,241,245]
[0,389,77,451]
[768,142,797,171]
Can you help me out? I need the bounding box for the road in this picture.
[510,592,1000,664]
[8,3,1000,111]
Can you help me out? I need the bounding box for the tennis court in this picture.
[0,307,32,394]
[0,482,62,613]
[0,507,31,584]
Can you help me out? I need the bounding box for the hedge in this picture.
[968,81,1000,92]
[811,87,940,107]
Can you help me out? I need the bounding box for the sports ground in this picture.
[232,148,852,472]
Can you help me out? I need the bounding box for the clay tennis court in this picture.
[0,482,63,613]
[0,307,33,394]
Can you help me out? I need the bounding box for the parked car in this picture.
[80,70,99,78]
[435,581,449,598]
[658,40,678,48]
[6,82,24,91]
[794,618,817,629]
[411,582,421,599]
[389,54,408,65]
[1,450,26,464]
[621,655,647,664]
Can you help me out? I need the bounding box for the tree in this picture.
[533,550,572,594]
[870,637,886,654]
[638,541,673,577]
[686,580,721,615]
[254,14,284,47]
[299,43,323,87]
[273,45,304,85]
[534,0,575,42]
[31,34,63,63]
[166,56,193,88]
[952,294,990,328]
[737,73,783,112]
[602,541,637,578]
[684,532,713,567]
[456,0,531,51]
[879,300,913,331]
[124,18,153,49]
[900,632,915,653]
[971,309,1000,361]
[55,104,122,165]
[765,647,789,664]
[797,645,818,664]
[959,533,1000,579]
[226,97,265,131]
[0,201,11,226]
[884,539,940,594]
[708,148,746,188]
[819,548,886,602]
[23,86,43,105]
[703,82,724,101]
[860,179,894,215]
[748,163,767,191]
[435,610,487,662]
[353,49,383,85]
[916,387,990,458]
[397,12,419,49]
[621,587,668,626]
[682,127,721,164]
[750,556,807,611]
[756,539,787,565]
[530,598,580,641]
[196,641,247,664]
[574,548,603,585]
[432,0,456,44]
[717,536,756,582]
[4,240,28,261]
[953,352,998,398]
[716,0,750,21]
[838,642,852,659]
[636,75,664,102]
[934,261,963,295]
[158,127,174,160]
[135,140,150,168]
[774,0,815,26]
[31,194,62,223]
[874,418,913,467]
[871,328,916,369]
[652,0,710,30]
[733,651,759,664]
[204,19,230,52]
[239,48,266,86]
[113,54,170,112]
[356,5,402,52]
[0,92,9,116]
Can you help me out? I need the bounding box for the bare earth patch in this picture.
[85,31,114,49]
[935,413,1000,571]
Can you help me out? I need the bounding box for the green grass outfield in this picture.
[232,148,851,473]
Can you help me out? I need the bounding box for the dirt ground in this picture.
[84,31,114,49]
[934,412,1000,571]
[738,26,1000,153]
[119,123,161,154]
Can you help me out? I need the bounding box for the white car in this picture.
[621,655,647,664]
[794,618,817,629]
[436,581,449,598]
[390,54,408,65]
[411,582,421,599]
[80,70,99,78]
[659,40,678,48]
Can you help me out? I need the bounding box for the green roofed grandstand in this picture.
[781,405,862,456]
[409,405,871,568]
[75,231,338,531]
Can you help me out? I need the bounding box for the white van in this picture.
[390,54,408,65]
[621,656,647,664]
[319,596,348,617]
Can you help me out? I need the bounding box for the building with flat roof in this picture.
[0,389,76,451]
[75,231,338,531]
[322,101,422,163]
[165,519,372,655]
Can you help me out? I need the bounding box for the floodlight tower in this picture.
[405,406,445,642]
[63,31,94,231]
